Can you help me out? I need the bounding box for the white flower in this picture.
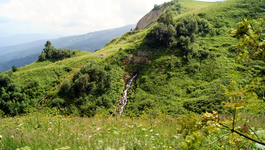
[145,135,148,137]
[96,128,101,131]
[49,122,52,125]
[237,126,241,129]
[151,136,154,138]
[18,124,23,127]
[48,128,52,131]
[88,136,92,138]
[149,129,153,133]
[250,132,254,135]
[142,128,147,131]
[217,128,220,130]
[113,131,119,135]
[77,137,79,139]
[0,135,2,140]
[156,133,159,136]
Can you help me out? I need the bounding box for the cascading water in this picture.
[111,73,138,117]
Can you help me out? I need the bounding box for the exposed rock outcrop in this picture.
[136,6,169,30]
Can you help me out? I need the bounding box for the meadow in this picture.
[0,108,264,150]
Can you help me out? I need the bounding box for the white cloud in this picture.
[0,0,171,35]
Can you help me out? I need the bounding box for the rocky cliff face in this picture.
[136,6,169,30]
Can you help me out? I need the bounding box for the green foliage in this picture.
[58,63,115,117]
[146,22,176,47]
[157,11,175,26]
[183,93,227,114]
[38,41,74,61]
[228,16,265,62]
[12,65,18,72]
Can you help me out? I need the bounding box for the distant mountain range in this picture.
[0,34,64,47]
[0,24,136,72]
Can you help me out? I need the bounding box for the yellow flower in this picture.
[169,146,172,149]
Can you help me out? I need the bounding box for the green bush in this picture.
[183,92,227,114]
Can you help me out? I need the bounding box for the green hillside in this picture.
[1,0,265,149]
[1,0,264,116]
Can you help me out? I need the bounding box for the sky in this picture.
[0,0,221,37]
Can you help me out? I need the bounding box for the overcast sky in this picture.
[0,0,220,37]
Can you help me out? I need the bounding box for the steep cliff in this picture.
[136,6,169,30]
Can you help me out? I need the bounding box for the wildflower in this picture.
[145,135,148,137]
[156,133,159,136]
[0,135,2,140]
[151,136,154,138]
[96,128,101,131]
[142,128,147,131]
[250,132,254,135]
[113,131,119,135]
[149,129,153,132]
[59,146,70,150]
[49,122,52,125]
[18,124,23,127]
[48,128,52,131]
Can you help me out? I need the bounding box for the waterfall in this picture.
[110,73,138,117]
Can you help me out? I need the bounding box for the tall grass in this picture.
[0,108,263,150]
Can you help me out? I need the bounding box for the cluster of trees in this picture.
[146,11,212,56]
[153,0,179,11]
[38,41,75,61]
[0,73,43,116]
[55,63,113,116]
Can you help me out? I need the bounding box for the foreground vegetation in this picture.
[0,108,264,150]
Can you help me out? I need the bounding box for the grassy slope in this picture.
[5,0,264,115]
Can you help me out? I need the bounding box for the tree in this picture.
[45,41,51,47]
[38,52,46,61]
[12,65,18,72]
[157,11,174,26]
[146,22,176,47]
[153,4,159,11]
